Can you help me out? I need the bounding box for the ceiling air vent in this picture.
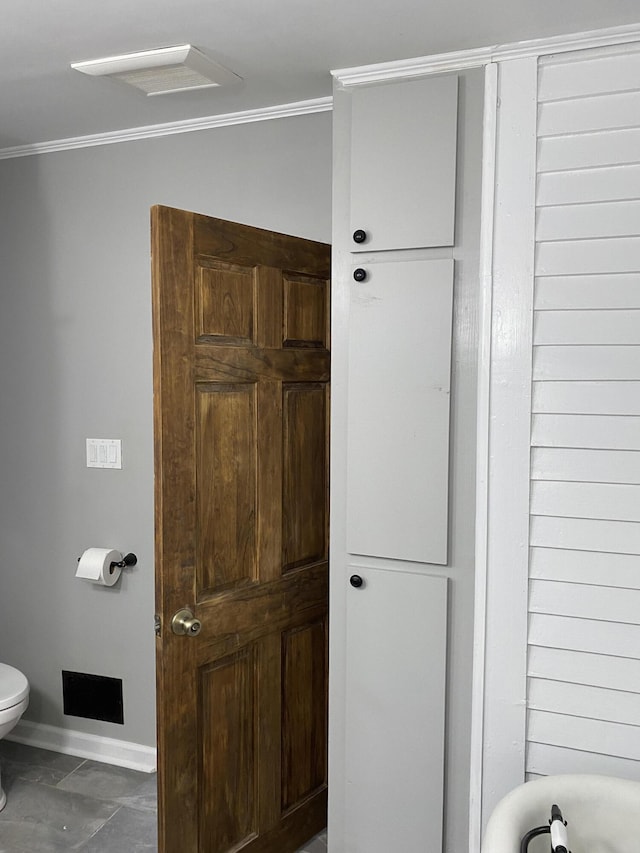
[71,45,241,96]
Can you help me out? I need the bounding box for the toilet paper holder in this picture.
[110,552,138,571]
[76,552,138,572]
[75,548,138,587]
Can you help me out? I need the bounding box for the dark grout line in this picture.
[55,758,89,788]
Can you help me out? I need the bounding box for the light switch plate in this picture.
[86,438,122,469]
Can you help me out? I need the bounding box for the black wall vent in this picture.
[62,670,124,725]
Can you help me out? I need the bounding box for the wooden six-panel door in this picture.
[152,206,330,853]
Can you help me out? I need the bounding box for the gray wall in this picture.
[0,111,332,747]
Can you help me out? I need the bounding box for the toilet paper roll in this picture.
[76,548,123,586]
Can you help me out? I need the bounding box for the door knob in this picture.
[350,574,364,588]
[353,229,367,244]
[353,268,367,282]
[171,608,202,636]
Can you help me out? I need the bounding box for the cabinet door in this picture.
[344,567,447,852]
[350,74,458,252]
[346,257,453,564]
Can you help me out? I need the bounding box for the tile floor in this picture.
[0,741,327,852]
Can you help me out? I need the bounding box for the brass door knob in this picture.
[171,608,202,636]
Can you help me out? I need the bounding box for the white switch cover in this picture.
[86,438,122,469]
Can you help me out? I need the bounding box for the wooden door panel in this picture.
[196,383,257,593]
[282,618,328,811]
[153,206,330,853]
[195,571,328,660]
[196,617,329,853]
[283,384,328,572]
[283,273,328,348]
[197,261,256,344]
[199,648,257,852]
[193,217,328,275]
[195,346,330,383]
[239,795,328,853]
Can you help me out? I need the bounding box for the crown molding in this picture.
[332,22,640,86]
[332,47,493,85]
[3,21,640,158]
[0,96,333,160]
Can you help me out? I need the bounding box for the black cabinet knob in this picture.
[353,229,367,244]
[350,574,364,588]
[353,268,367,282]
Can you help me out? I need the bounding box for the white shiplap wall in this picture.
[528,44,640,781]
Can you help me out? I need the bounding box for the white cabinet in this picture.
[350,75,458,252]
[346,257,453,564]
[330,67,469,853]
[344,568,448,852]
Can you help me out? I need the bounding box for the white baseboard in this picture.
[6,720,156,773]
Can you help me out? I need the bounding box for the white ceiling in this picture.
[2,0,640,150]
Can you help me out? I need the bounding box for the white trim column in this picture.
[479,55,538,837]
[468,59,498,853]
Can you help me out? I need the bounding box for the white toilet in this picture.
[0,663,29,811]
